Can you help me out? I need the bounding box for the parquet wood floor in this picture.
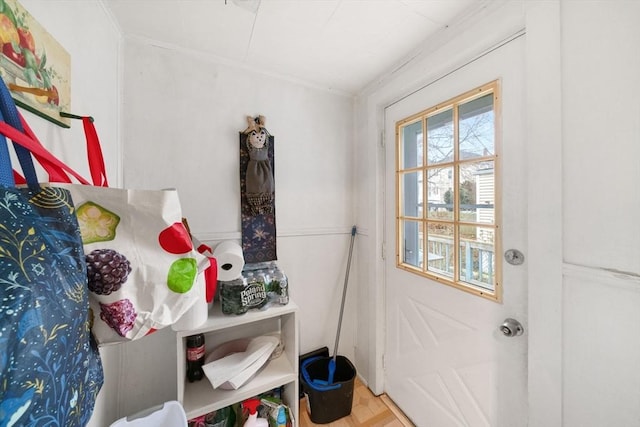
[299,377,414,427]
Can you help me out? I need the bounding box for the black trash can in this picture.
[300,355,356,424]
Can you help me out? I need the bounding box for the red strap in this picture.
[13,170,25,184]
[197,243,212,254]
[8,113,108,187]
[0,119,90,185]
[83,117,108,187]
[195,243,217,303]
[204,257,217,303]
[19,114,77,183]
[3,110,107,187]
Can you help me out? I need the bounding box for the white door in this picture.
[384,35,527,427]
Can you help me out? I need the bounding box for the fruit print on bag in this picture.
[158,222,194,254]
[167,257,198,293]
[86,248,132,295]
[160,223,198,294]
[99,299,137,337]
[65,188,207,343]
[76,201,120,243]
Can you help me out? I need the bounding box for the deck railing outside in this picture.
[426,236,494,291]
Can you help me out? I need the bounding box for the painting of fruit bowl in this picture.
[0,0,70,127]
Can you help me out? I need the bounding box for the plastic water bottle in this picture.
[273,267,289,305]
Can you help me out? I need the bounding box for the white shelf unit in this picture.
[176,300,299,423]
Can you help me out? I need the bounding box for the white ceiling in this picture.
[103,0,490,94]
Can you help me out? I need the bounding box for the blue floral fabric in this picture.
[0,185,104,426]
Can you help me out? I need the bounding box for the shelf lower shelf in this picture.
[181,347,297,419]
[177,299,299,423]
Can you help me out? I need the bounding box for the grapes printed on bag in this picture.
[99,299,137,337]
[86,248,132,295]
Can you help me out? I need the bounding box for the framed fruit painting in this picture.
[0,0,70,127]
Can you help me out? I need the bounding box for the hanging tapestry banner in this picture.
[240,115,277,263]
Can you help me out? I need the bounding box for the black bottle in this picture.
[186,333,205,382]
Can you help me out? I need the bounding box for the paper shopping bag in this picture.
[60,184,209,345]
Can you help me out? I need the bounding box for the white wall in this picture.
[12,1,122,425]
[562,1,640,272]
[524,2,563,425]
[560,2,640,426]
[114,36,358,420]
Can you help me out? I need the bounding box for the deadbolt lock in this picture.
[500,318,524,337]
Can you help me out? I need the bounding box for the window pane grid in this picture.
[395,81,500,300]
[426,108,454,166]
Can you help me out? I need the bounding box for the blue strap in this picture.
[0,101,13,186]
[0,77,39,187]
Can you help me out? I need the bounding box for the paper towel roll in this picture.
[213,241,245,281]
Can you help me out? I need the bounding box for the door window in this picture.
[395,80,501,301]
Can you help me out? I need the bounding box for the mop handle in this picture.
[332,225,357,360]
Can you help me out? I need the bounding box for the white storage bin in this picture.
[110,401,187,427]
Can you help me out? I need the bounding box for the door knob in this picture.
[500,318,524,337]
